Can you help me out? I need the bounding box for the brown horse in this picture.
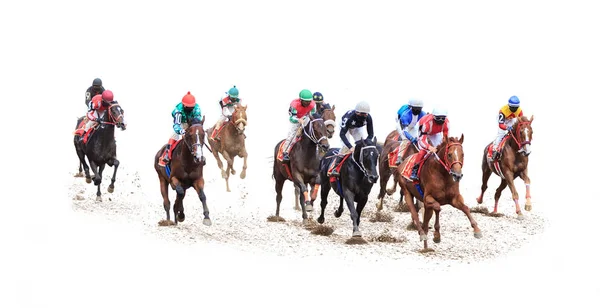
[376,129,420,211]
[395,134,482,250]
[206,104,248,192]
[154,117,212,226]
[272,114,330,223]
[476,115,534,219]
[293,106,337,211]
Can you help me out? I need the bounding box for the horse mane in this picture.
[189,117,203,126]
[310,113,322,119]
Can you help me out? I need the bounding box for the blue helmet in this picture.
[508,95,520,107]
[312,91,323,102]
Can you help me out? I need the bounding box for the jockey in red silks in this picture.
[409,107,449,181]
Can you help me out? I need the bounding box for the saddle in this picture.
[210,120,231,141]
[388,140,410,168]
[400,152,430,182]
[73,119,97,144]
[276,135,302,163]
[327,151,352,182]
[486,135,509,162]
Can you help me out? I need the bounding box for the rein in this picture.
[509,120,532,150]
[433,141,463,174]
[351,144,379,177]
[302,118,327,146]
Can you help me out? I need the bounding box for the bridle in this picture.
[302,118,328,151]
[231,109,247,133]
[352,143,379,177]
[509,120,532,153]
[433,141,463,178]
[183,124,210,158]
[101,102,124,126]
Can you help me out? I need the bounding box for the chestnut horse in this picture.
[154,118,212,226]
[73,101,126,202]
[272,114,330,223]
[476,115,534,219]
[206,104,248,192]
[395,134,482,250]
[293,106,337,211]
[376,129,420,211]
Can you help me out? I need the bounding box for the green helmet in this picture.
[228,85,239,98]
[299,89,312,101]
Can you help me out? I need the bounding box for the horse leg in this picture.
[75,146,90,181]
[504,173,524,219]
[171,177,186,224]
[376,165,390,211]
[274,173,285,218]
[334,191,344,218]
[356,197,367,228]
[404,189,426,241]
[211,149,226,179]
[477,162,493,204]
[493,179,508,214]
[521,168,532,211]
[222,152,234,192]
[317,180,331,224]
[95,163,106,202]
[239,150,248,179]
[294,186,301,211]
[342,191,361,237]
[159,176,172,223]
[293,175,311,222]
[193,178,211,226]
[452,194,482,238]
[421,197,436,250]
[107,158,119,193]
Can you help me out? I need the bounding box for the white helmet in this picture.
[408,99,424,108]
[431,107,448,117]
[355,101,370,113]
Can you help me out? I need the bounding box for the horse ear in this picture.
[459,133,464,144]
[243,105,247,110]
[201,116,205,125]
[530,114,534,123]
[332,105,335,111]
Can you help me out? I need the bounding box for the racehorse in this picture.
[317,138,380,238]
[293,106,337,211]
[476,115,534,219]
[206,104,248,192]
[272,114,330,223]
[376,129,420,212]
[154,117,212,226]
[395,134,482,250]
[73,102,126,202]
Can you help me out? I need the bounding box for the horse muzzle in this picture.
[450,171,463,182]
[367,174,379,184]
[194,155,206,165]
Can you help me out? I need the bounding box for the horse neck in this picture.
[177,141,198,165]
[423,143,452,181]
[94,121,115,146]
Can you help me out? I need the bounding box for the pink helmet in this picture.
[102,90,114,102]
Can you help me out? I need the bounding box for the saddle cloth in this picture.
[276,136,301,162]
[486,135,509,161]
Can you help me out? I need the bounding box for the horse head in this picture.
[106,101,126,130]
[304,114,330,156]
[232,104,248,135]
[438,134,465,182]
[511,115,534,157]
[353,138,380,184]
[321,105,336,139]
[184,117,207,165]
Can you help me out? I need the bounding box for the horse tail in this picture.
[272,141,280,180]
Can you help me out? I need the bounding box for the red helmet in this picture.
[182,91,196,107]
[102,90,114,102]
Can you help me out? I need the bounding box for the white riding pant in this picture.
[340,126,368,153]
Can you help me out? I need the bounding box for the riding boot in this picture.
[409,163,420,181]
[282,141,292,162]
[211,121,223,141]
[394,150,403,165]
[160,139,177,166]
[328,157,340,177]
[492,149,500,160]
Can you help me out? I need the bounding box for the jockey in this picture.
[210,85,242,141]
[85,78,105,108]
[328,101,374,177]
[394,99,426,165]
[409,107,449,181]
[312,91,331,114]
[282,89,316,162]
[492,95,523,160]
[158,91,203,166]
[84,90,114,133]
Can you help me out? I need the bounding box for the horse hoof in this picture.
[177,212,185,222]
[93,178,101,186]
[517,214,525,220]
[433,236,441,243]
[74,172,84,178]
[525,198,532,211]
[376,200,383,211]
[334,210,342,218]
[352,230,362,237]
[240,171,246,179]
[203,218,212,226]
[96,196,102,202]
[86,177,92,184]
[474,231,483,239]
[107,185,114,193]
[419,234,427,241]
[317,216,324,224]
[305,204,313,212]
[476,197,483,204]
[231,169,236,175]
[386,189,395,195]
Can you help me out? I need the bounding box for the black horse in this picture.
[317,137,380,237]
[272,114,330,223]
[74,102,126,201]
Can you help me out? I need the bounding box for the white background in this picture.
[1,0,598,307]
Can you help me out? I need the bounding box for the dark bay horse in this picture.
[293,106,337,211]
[317,138,380,238]
[73,102,126,202]
[154,118,212,226]
[376,129,420,211]
[476,115,534,219]
[395,134,482,250]
[272,114,330,223]
[206,104,248,192]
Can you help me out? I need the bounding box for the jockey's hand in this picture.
[298,117,305,125]
[178,128,186,135]
[429,146,437,153]
[349,146,355,152]
[95,118,102,124]
[101,101,110,107]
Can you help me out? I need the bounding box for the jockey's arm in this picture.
[222,105,233,117]
[288,106,300,124]
[366,115,374,141]
[172,112,185,134]
[498,112,510,130]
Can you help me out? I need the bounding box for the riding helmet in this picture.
[182,91,196,107]
[355,101,370,113]
[228,85,239,98]
[299,89,313,101]
[93,78,102,87]
[508,95,520,107]
[313,92,324,102]
[102,90,114,102]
